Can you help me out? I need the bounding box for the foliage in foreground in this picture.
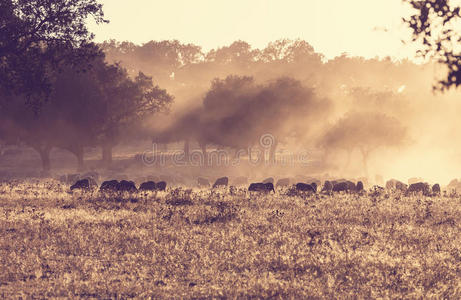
[1,180,461,298]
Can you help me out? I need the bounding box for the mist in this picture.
[2,38,461,186]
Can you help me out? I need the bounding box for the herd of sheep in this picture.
[64,172,446,197]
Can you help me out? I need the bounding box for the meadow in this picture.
[1,180,461,298]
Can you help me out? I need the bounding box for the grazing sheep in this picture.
[139,181,156,191]
[67,174,81,185]
[70,179,91,191]
[332,181,356,193]
[117,180,137,192]
[332,182,349,192]
[395,181,408,192]
[310,182,318,192]
[100,180,119,192]
[432,184,441,195]
[296,183,315,193]
[406,182,430,196]
[197,177,211,188]
[263,177,274,184]
[213,177,229,188]
[308,178,322,188]
[357,177,369,187]
[386,179,408,192]
[322,181,333,193]
[356,181,364,192]
[447,179,460,193]
[248,182,275,193]
[156,181,167,191]
[385,180,394,190]
[276,178,291,188]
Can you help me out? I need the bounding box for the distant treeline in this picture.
[0,38,442,174]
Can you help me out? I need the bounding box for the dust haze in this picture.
[2,39,461,186]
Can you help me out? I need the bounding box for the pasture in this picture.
[1,180,461,298]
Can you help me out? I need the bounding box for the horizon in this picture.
[88,0,419,61]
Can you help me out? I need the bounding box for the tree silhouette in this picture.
[0,54,173,172]
[404,0,461,90]
[319,111,407,176]
[95,66,174,165]
[0,0,107,106]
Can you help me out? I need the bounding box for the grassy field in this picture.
[1,180,461,298]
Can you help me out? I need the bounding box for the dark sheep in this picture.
[296,183,316,193]
[100,180,119,192]
[386,179,407,192]
[356,181,364,192]
[248,183,264,192]
[248,182,275,193]
[70,179,90,191]
[276,178,291,188]
[139,181,156,191]
[322,181,333,193]
[432,184,441,195]
[309,179,322,188]
[332,181,356,193]
[213,177,229,188]
[197,177,211,188]
[117,180,137,192]
[332,182,348,192]
[310,182,318,192]
[156,181,167,191]
[406,182,430,196]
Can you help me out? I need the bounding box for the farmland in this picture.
[1,180,461,298]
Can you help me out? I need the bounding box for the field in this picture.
[1,180,461,298]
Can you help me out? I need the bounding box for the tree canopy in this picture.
[404,0,461,90]
[0,55,173,171]
[0,0,107,106]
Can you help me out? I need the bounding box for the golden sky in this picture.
[88,0,417,60]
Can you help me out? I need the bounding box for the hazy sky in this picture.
[88,0,417,60]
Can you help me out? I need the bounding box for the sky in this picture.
[87,0,418,60]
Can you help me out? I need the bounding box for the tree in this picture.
[49,64,105,170]
[318,111,407,176]
[0,57,105,172]
[403,0,461,90]
[159,75,331,165]
[0,53,173,172]
[0,0,107,106]
[101,40,204,85]
[0,92,57,172]
[95,66,174,165]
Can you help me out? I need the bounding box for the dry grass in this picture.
[1,180,461,298]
